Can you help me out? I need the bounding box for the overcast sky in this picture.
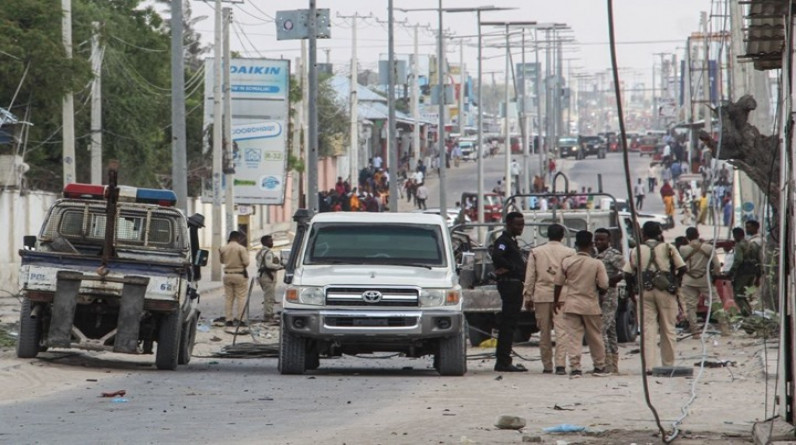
[187,0,720,84]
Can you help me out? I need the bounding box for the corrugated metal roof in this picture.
[744,0,788,70]
[0,107,18,126]
[327,75,435,125]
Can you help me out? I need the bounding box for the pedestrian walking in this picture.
[553,231,610,378]
[728,227,761,316]
[415,182,428,210]
[523,223,575,375]
[660,180,676,227]
[256,235,284,324]
[491,211,528,372]
[678,227,720,337]
[219,231,250,327]
[634,178,645,210]
[594,228,626,374]
[623,221,686,374]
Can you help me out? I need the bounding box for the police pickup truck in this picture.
[16,170,207,370]
[279,210,466,375]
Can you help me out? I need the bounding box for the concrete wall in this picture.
[0,189,59,297]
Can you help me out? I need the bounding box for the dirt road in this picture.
[0,289,770,444]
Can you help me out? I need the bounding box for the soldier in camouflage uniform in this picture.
[594,228,626,374]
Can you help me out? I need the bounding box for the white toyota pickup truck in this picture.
[279,210,466,375]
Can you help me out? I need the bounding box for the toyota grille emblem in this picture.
[361,290,383,303]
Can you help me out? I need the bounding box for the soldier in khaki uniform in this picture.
[219,231,250,327]
[554,231,610,378]
[523,223,575,375]
[623,222,686,374]
[594,228,626,374]
[256,235,284,324]
[678,227,720,338]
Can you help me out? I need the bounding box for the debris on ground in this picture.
[213,342,280,358]
[494,415,526,430]
[543,424,586,433]
[740,314,779,338]
[694,360,737,368]
[101,390,127,398]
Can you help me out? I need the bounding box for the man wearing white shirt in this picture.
[373,154,383,169]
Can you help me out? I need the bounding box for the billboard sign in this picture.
[203,58,290,205]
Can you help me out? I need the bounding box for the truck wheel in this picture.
[278,322,306,375]
[513,324,533,343]
[436,328,467,376]
[177,315,198,365]
[17,298,42,359]
[616,298,638,343]
[305,350,320,371]
[466,314,493,347]
[156,310,182,370]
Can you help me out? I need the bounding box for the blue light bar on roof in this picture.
[136,188,177,206]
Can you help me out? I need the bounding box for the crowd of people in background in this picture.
[637,132,734,228]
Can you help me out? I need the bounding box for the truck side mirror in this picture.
[195,249,209,267]
[23,235,36,250]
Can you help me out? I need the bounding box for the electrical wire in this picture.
[108,34,168,53]
[606,0,671,442]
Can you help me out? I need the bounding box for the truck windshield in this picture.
[305,224,446,267]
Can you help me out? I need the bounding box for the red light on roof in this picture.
[63,183,106,200]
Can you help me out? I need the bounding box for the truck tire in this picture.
[16,298,42,359]
[513,324,533,343]
[466,314,493,347]
[436,328,467,376]
[156,310,182,370]
[616,298,638,343]
[177,314,198,365]
[278,323,306,375]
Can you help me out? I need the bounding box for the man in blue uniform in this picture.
[491,211,528,372]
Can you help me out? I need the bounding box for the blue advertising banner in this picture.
[203,58,290,205]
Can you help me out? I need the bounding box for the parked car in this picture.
[461,192,503,223]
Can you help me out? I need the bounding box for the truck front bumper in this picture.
[283,309,463,339]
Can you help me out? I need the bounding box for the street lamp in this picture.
[397,4,514,223]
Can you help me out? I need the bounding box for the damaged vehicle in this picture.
[16,166,208,370]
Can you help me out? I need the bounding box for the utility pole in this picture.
[535,29,544,177]
[504,24,512,199]
[701,11,712,134]
[211,0,223,281]
[412,24,420,172]
[437,0,447,218]
[307,0,319,213]
[223,7,235,235]
[301,40,309,208]
[62,0,76,186]
[521,29,529,196]
[388,0,398,212]
[337,12,371,185]
[477,14,484,225]
[170,0,188,211]
[90,21,103,184]
[458,41,465,135]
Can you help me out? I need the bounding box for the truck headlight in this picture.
[285,286,324,305]
[420,289,460,307]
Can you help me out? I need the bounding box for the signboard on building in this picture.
[203,58,290,205]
